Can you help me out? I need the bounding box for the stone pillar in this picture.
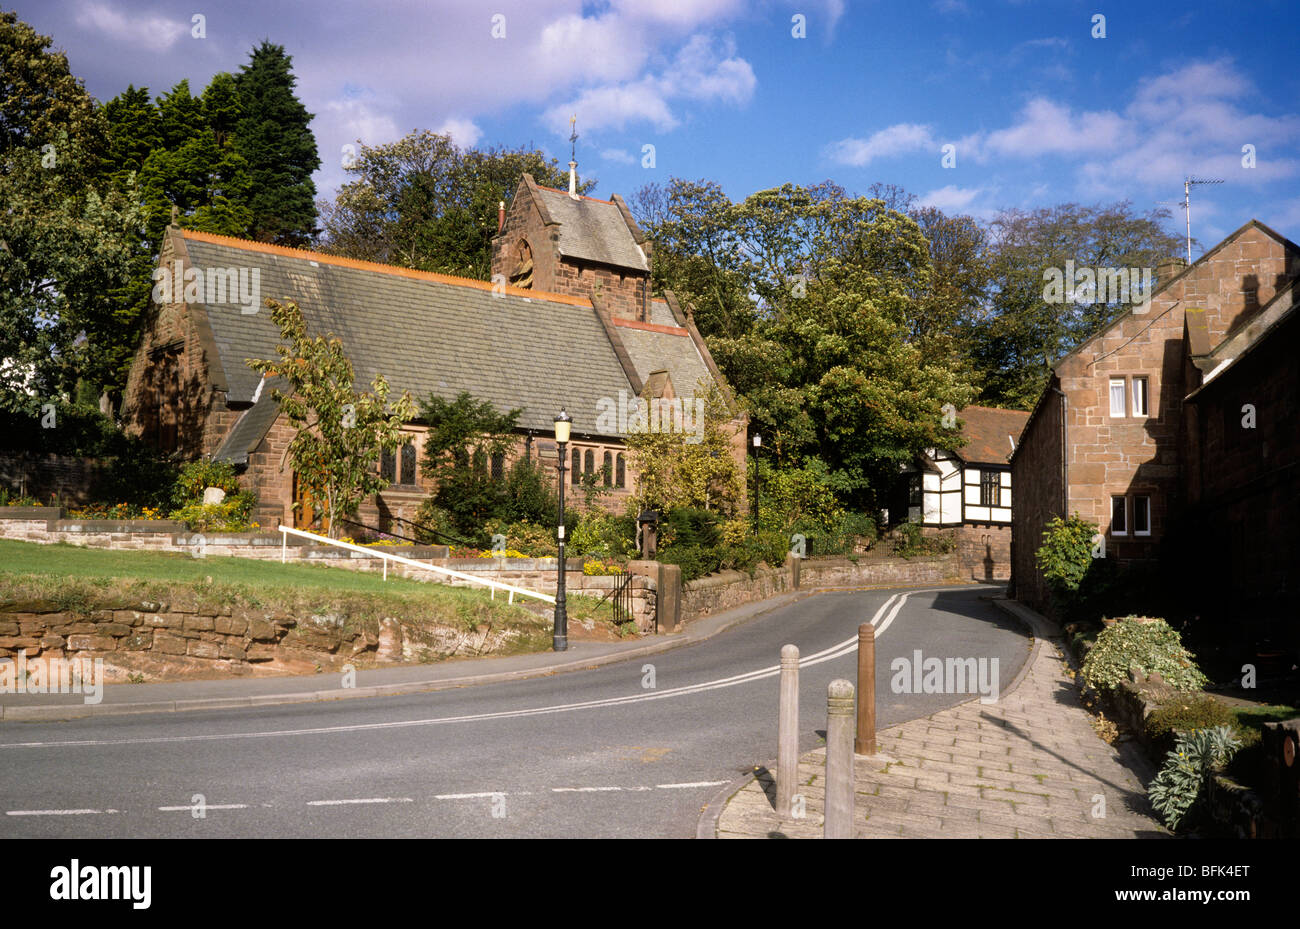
[777,644,800,818]
[825,679,855,838]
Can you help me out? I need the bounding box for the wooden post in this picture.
[825,679,855,839]
[855,622,876,755]
[777,644,799,818]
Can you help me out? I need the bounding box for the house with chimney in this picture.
[891,405,1031,580]
[121,164,745,533]
[1010,220,1300,647]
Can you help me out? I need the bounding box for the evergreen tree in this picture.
[234,41,320,244]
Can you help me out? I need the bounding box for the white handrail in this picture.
[278,524,556,605]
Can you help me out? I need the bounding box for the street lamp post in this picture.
[752,433,761,536]
[553,409,572,652]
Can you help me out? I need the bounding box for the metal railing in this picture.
[278,524,555,605]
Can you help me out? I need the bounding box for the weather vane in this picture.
[569,114,578,162]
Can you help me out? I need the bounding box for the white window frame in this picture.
[1109,377,1127,417]
[1110,495,1128,535]
[1133,494,1151,536]
[1131,376,1149,417]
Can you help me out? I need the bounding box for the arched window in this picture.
[571,447,580,485]
[472,447,487,475]
[584,449,594,476]
[602,451,612,487]
[400,442,416,485]
[380,448,396,483]
[491,453,505,481]
[615,453,625,489]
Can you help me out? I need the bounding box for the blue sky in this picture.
[20,0,1300,254]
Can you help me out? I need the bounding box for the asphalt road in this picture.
[0,583,1028,838]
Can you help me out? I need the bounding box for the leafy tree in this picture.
[246,299,416,537]
[630,178,754,340]
[233,41,320,244]
[0,12,141,411]
[319,130,590,278]
[625,384,744,517]
[417,391,521,538]
[703,184,973,509]
[973,202,1183,408]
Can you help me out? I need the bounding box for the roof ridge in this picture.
[178,229,594,308]
[533,184,615,205]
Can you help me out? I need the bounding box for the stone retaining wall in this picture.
[681,553,960,620]
[0,595,538,681]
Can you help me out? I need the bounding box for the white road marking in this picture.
[655,780,730,789]
[306,798,413,806]
[6,808,116,816]
[434,792,503,800]
[158,803,248,811]
[552,786,622,792]
[1,587,956,751]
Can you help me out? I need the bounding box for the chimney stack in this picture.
[498,200,505,233]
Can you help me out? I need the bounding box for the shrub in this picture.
[663,507,722,548]
[499,457,557,526]
[170,491,256,532]
[171,460,244,508]
[1080,617,1209,693]
[1144,695,1237,754]
[1147,726,1241,831]
[1035,513,1117,619]
[570,510,635,559]
[657,544,722,583]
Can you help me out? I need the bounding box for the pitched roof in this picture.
[177,230,635,439]
[1187,277,1300,398]
[955,405,1031,464]
[532,185,650,272]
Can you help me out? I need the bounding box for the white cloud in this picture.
[542,33,756,134]
[825,123,935,167]
[436,118,483,149]
[601,148,637,165]
[917,185,984,213]
[76,1,188,49]
[983,98,1131,158]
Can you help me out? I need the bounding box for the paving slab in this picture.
[705,596,1169,839]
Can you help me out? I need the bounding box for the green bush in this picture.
[1147,726,1240,832]
[499,457,558,526]
[570,510,635,560]
[663,507,722,548]
[171,460,244,508]
[657,543,722,582]
[1144,695,1237,754]
[1034,513,1118,619]
[170,492,256,532]
[1080,617,1209,693]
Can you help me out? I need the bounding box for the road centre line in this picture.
[1,588,952,751]
[306,798,413,806]
[157,803,248,811]
[6,808,117,816]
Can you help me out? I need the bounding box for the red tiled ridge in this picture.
[178,229,596,308]
[610,317,689,336]
[534,184,616,205]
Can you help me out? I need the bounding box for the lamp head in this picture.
[554,409,572,444]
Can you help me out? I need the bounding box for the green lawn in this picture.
[0,538,485,596]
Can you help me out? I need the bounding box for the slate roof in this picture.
[955,405,1031,464]
[178,231,640,444]
[613,320,713,399]
[212,375,288,465]
[533,186,650,273]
